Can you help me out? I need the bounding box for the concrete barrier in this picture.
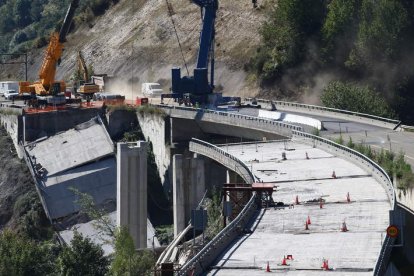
[291,130,396,275]
[190,138,255,183]
[178,138,258,275]
[246,98,401,130]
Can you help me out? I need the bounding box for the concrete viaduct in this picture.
[1,99,413,275]
[154,101,414,275]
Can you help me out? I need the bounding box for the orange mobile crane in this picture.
[19,0,80,103]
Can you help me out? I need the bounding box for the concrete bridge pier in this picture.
[117,141,148,249]
[173,154,205,237]
[227,169,244,184]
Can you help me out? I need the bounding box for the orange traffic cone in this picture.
[321,259,329,270]
[266,261,271,272]
[305,220,309,230]
[332,170,337,179]
[281,256,288,266]
[307,215,311,225]
[319,198,323,209]
[324,260,329,270]
[295,195,299,205]
[341,221,348,232]
[346,192,350,203]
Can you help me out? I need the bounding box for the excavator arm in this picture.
[77,51,89,82]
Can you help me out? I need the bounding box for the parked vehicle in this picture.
[142,83,163,97]
[4,90,18,100]
[0,81,19,96]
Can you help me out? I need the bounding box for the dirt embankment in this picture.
[2,0,266,99]
[0,126,50,239]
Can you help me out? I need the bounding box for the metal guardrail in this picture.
[246,98,401,130]
[179,138,258,275]
[190,138,255,183]
[156,104,303,137]
[292,130,396,275]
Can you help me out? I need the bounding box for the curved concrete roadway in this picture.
[238,108,414,169]
[208,141,390,275]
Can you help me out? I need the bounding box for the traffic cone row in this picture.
[267,255,341,273]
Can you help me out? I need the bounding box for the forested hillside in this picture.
[0,0,119,53]
[250,0,414,123]
[1,0,414,123]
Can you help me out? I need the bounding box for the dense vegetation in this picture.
[334,136,414,190]
[250,0,414,123]
[0,0,119,53]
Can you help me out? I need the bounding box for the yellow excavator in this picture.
[76,51,100,98]
[19,0,80,103]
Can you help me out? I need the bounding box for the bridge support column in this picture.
[227,170,242,184]
[117,141,147,249]
[173,154,205,237]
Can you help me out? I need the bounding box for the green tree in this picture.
[0,230,56,275]
[321,81,395,118]
[321,0,360,64]
[14,0,33,28]
[110,227,155,276]
[346,0,409,69]
[57,231,109,276]
[69,187,115,239]
[251,0,326,81]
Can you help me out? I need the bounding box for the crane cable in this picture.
[164,0,190,76]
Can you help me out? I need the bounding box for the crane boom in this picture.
[168,0,219,104]
[19,0,79,96]
[194,0,218,70]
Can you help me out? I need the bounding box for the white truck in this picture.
[0,81,19,96]
[142,83,163,98]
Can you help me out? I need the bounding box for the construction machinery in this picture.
[162,0,253,106]
[162,0,219,105]
[19,0,80,103]
[76,51,100,98]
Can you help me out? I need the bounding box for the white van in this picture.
[0,81,19,95]
[142,83,163,98]
[4,90,18,100]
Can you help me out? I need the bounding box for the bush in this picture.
[57,231,109,276]
[321,81,395,118]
